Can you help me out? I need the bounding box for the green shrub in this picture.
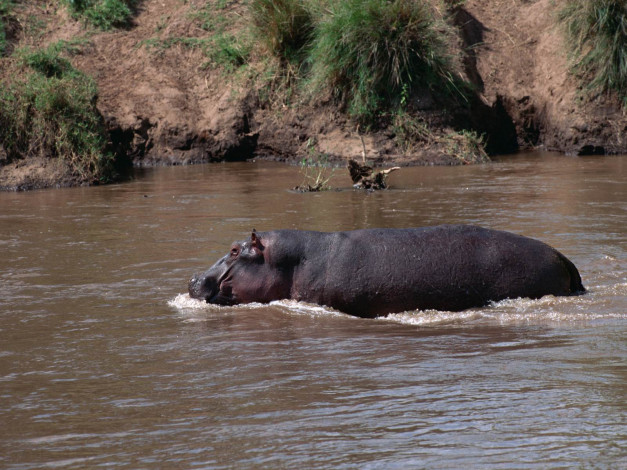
[560,0,627,106]
[307,0,464,123]
[0,43,115,182]
[63,0,135,30]
[250,0,314,65]
[21,40,84,77]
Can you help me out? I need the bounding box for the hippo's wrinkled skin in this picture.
[188,225,585,318]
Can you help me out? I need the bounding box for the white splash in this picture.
[268,299,347,318]
[168,280,627,326]
[167,293,212,311]
[383,309,485,327]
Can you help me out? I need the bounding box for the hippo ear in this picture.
[251,229,263,250]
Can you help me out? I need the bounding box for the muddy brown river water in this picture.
[1,152,625,468]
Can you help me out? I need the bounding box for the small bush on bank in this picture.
[560,0,627,107]
[0,42,116,183]
[250,0,314,66]
[62,0,136,30]
[248,0,467,123]
[143,0,484,158]
[307,0,464,124]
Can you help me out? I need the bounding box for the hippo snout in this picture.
[188,272,218,302]
[188,273,203,299]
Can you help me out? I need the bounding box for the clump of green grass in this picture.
[559,0,627,107]
[22,39,86,76]
[206,32,251,72]
[307,0,465,123]
[0,42,116,183]
[190,0,230,32]
[250,0,314,66]
[246,0,480,156]
[63,0,136,30]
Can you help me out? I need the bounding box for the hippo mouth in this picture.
[206,282,236,305]
[188,269,236,305]
[210,268,237,305]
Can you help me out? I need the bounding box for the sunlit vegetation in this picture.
[0,41,117,183]
[142,0,469,129]
[244,0,480,159]
[250,0,314,67]
[62,0,137,30]
[305,0,465,123]
[560,0,627,107]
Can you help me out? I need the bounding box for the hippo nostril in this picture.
[188,261,231,303]
[188,272,221,303]
[188,274,205,299]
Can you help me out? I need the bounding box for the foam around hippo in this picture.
[188,225,585,318]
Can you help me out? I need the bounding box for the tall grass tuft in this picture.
[307,0,464,123]
[63,0,135,30]
[0,42,115,183]
[250,0,314,65]
[560,0,627,106]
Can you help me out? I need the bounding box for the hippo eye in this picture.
[230,247,239,257]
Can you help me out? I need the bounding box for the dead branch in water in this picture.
[347,160,400,190]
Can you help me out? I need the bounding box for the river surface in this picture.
[0,152,625,468]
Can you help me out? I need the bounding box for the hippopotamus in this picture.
[188,225,585,318]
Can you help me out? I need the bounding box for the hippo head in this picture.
[188,230,291,305]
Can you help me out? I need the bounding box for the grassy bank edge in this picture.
[0,40,119,185]
[559,0,627,108]
[1,1,140,188]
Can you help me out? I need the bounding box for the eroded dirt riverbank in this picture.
[1,0,626,190]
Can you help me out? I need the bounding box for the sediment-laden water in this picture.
[1,152,625,468]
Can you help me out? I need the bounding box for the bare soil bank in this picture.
[1,0,625,190]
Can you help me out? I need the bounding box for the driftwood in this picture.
[347,160,400,190]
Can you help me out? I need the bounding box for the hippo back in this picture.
[284,225,582,317]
